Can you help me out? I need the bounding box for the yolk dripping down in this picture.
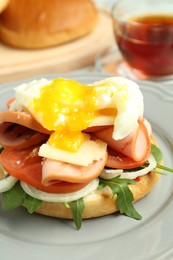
[32,78,100,152]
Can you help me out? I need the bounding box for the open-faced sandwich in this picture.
[0,76,168,229]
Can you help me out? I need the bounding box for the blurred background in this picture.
[0,0,118,84]
[94,0,116,9]
[2,0,173,85]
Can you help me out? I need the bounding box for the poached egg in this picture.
[10,77,144,152]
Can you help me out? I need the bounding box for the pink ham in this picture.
[93,119,151,162]
[0,110,50,148]
[42,154,107,185]
[0,110,50,134]
[0,122,48,149]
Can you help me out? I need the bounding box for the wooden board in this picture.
[0,10,114,84]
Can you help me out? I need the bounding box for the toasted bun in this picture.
[0,0,98,49]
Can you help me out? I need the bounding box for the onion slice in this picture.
[20,178,99,203]
[101,154,157,180]
[0,175,18,192]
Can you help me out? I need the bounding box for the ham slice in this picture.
[0,110,50,149]
[0,122,48,149]
[0,110,50,134]
[42,153,107,185]
[94,119,151,162]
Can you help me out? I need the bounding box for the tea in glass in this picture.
[112,0,173,78]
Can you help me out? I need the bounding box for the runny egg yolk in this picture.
[32,78,100,152]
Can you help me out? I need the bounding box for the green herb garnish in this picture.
[99,176,142,220]
[64,202,70,208]
[155,163,173,173]
[71,198,85,230]
[0,146,4,153]
[151,143,163,163]
[22,194,42,214]
[151,144,173,173]
[2,181,42,213]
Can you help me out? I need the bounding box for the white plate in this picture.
[0,73,173,260]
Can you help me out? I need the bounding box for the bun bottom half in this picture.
[36,171,160,219]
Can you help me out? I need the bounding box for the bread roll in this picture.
[0,0,98,49]
[0,0,9,13]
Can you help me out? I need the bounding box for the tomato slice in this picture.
[106,147,148,169]
[0,146,88,193]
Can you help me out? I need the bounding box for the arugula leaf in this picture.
[151,144,173,173]
[99,176,142,220]
[0,146,4,153]
[151,169,167,175]
[64,202,70,208]
[23,194,42,214]
[71,198,85,230]
[2,181,42,213]
[155,164,173,173]
[151,144,163,163]
[2,181,25,211]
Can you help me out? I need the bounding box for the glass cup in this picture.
[111,0,173,80]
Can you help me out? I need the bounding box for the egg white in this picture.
[92,77,144,140]
[10,78,51,112]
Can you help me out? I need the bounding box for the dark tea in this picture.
[114,14,173,76]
